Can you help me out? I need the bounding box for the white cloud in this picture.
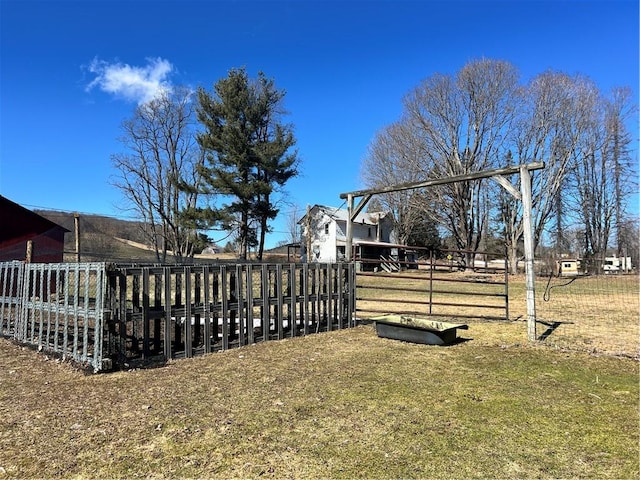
[86,57,174,104]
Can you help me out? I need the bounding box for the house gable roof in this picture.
[299,204,390,226]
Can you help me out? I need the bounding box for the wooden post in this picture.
[26,240,33,263]
[74,213,81,263]
[346,194,353,261]
[520,166,537,342]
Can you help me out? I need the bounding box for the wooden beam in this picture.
[351,194,372,221]
[340,162,544,199]
[492,174,521,200]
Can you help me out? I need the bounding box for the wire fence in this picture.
[531,273,639,358]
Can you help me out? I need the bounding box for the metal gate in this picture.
[0,261,107,371]
[355,249,509,321]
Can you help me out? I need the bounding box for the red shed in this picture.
[0,195,70,263]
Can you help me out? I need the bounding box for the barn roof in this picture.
[0,195,70,242]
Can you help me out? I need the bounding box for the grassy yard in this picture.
[357,271,639,358]
[0,320,638,479]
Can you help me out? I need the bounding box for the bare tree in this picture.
[284,205,302,245]
[565,86,637,265]
[605,88,637,256]
[112,87,205,262]
[500,72,599,272]
[365,59,519,261]
[361,120,428,245]
[361,60,637,274]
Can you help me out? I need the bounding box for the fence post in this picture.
[193,270,201,349]
[275,264,284,340]
[236,264,245,346]
[184,266,192,358]
[154,273,162,354]
[520,166,537,341]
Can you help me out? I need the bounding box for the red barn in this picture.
[0,195,69,263]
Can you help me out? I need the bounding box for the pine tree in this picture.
[194,68,298,260]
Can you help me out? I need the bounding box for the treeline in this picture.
[361,59,638,273]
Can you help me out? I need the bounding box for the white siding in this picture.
[301,205,395,263]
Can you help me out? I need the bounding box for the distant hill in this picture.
[35,210,162,263]
[34,210,293,263]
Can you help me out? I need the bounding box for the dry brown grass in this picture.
[0,319,638,479]
[358,270,639,358]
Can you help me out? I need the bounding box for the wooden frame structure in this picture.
[340,162,545,342]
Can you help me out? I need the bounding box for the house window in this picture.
[324,224,329,235]
[368,227,372,238]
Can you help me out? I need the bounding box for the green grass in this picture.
[0,322,638,479]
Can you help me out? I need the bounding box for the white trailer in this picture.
[603,255,633,274]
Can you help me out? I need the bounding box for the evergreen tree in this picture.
[194,68,298,260]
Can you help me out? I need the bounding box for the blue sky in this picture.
[1,0,638,248]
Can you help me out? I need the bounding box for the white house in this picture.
[298,205,396,263]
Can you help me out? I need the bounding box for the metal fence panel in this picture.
[0,261,107,371]
[0,261,24,336]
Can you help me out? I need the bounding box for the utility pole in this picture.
[74,213,81,263]
[306,205,311,263]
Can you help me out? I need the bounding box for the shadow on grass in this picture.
[537,319,574,341]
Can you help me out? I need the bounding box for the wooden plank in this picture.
[117,269,127,364]
[142,267,150,359]
[314,264,321,333]
[289,263,296,337]
[326,265,333,331]
[340,162,545,199]
[174,272,183,353]
[276,264,284,340]
[203,266,211,354]
[153,273,162,354]
[236,264,246,346]
[261,264,269,340]
[336,264,343,329]
[212,270,220,343]
[163,267,172,360]
[221,265,229,351]
[184,267,192,358]
[246,265,254,345]
[193,272,201,348]
[302,263,310,335]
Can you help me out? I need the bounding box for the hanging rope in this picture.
[543,272,589,302]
